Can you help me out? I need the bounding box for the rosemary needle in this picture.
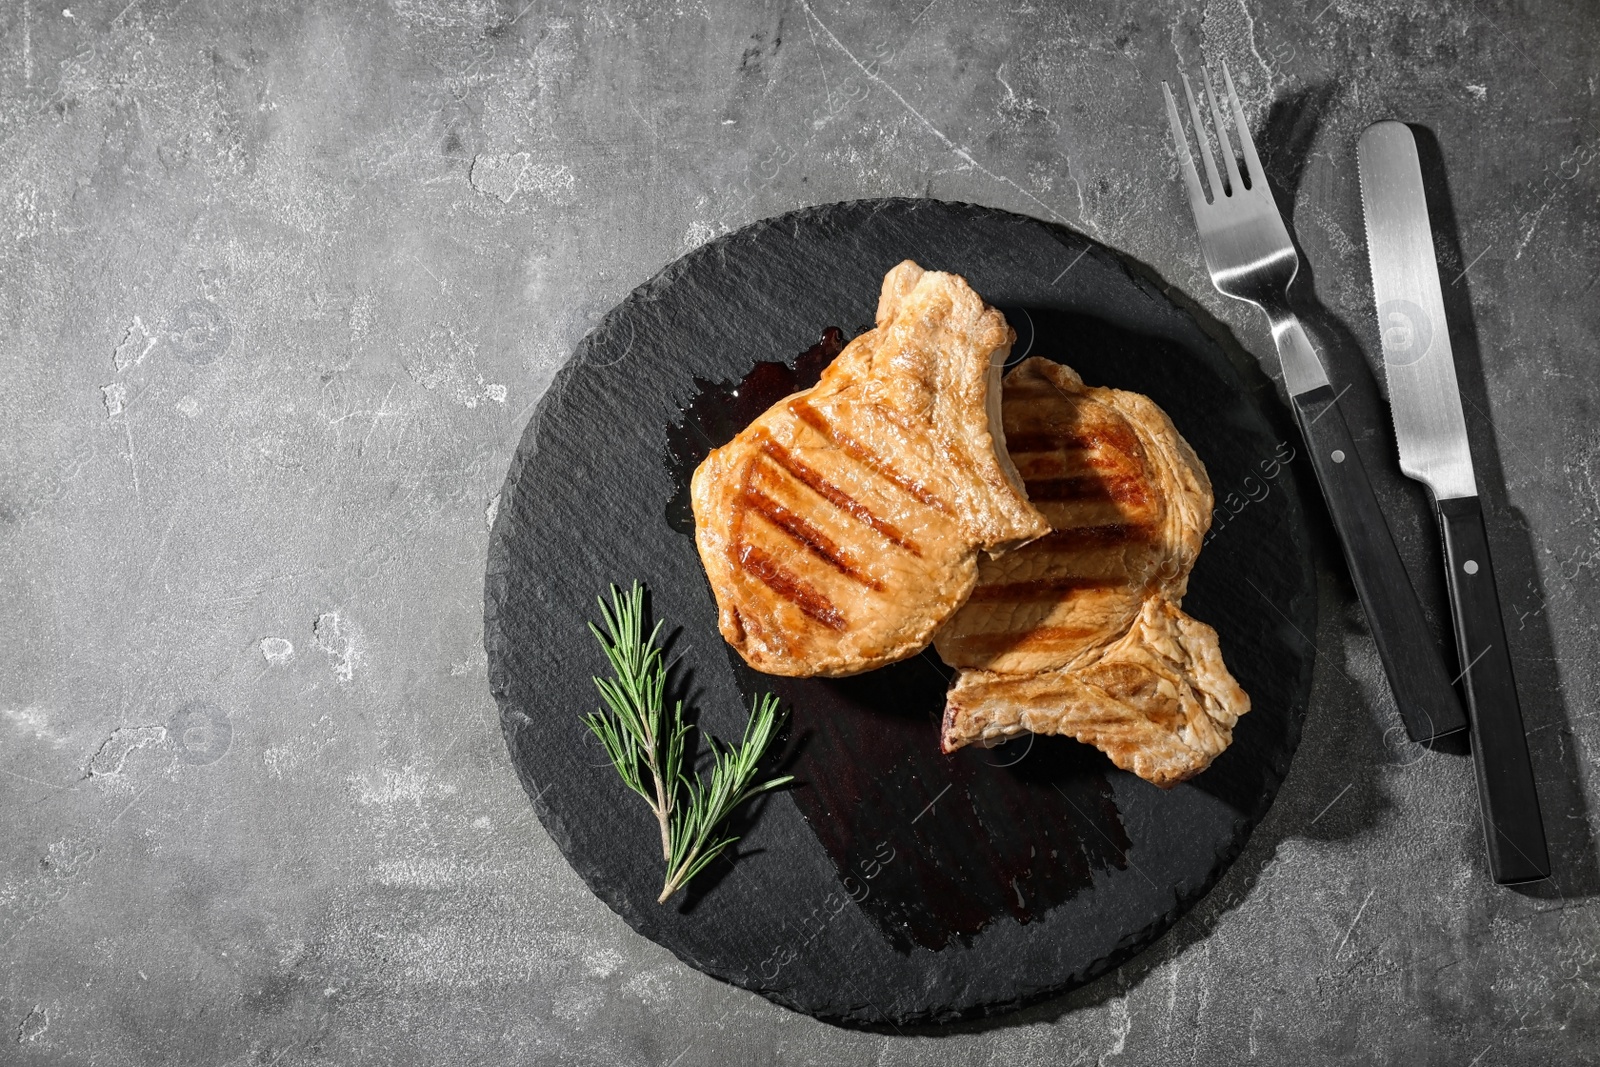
[584,582,793,904]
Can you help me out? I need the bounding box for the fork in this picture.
[1162,64,1466,744]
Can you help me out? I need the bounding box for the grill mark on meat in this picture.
[740,487,885,591]
[755,436,923,557]
[1005,421,1145,459]
[1004,431,1078,454]
[731,541,848,630]
[1025,474,1149,507]
[1036,523,1153,550]
[966,576,1128,601]
[788,397,955,516]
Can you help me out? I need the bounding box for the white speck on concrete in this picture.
[113,316,157,371]
[349,764,459,806]
[348,292,373,340]
[1099,991,1131,1065]
[4,706,68,745]
[405,327,505,408]
[372,856,463,887]
[17,1006,47,1043]
[101,382,127,418]
[259,637,294,664]
[469,152,528,203]
[262,734,336,780]
[85,724,165,778]
[622,968,674,1007]
[583,947,624,978]
[313,611,363,683]
[485,491,501,529]
[522,161,576,200]
[262,745,294,779]
[175,395,200,418]
[551,985,604,1022]
[1467,84,1487,100]
[390,0,496,30]
[1198,0,1280,108]
[469,154,574,205]
[683,219,722,248]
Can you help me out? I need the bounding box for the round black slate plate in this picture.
[485,199,1317,1027]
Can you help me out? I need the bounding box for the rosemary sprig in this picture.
[584,583,793,904]
[584,582,686,860]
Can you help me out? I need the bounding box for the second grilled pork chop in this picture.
[934,358,1250,786]
[692,261,1049,677]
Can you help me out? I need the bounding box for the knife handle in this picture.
[1291,383,1468,742]
[1436,496,1550,884]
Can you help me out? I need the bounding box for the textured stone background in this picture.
[2,0,1597,1063]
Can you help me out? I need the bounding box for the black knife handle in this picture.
[1291,384,1467,742]
[1437,495,1550,884]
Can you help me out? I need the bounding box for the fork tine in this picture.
[1221,62,1266,190]
[1179,72,1223,204]
[1162,82,1208,209]
[1201,66,1243,195]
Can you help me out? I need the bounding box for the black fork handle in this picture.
[1292,383,1468,743]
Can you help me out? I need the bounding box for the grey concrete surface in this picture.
[2,0,1597,1063]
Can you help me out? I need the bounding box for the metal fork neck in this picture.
[1257,297,1295,329]
[1262,308,1331,397]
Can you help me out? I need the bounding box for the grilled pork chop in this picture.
[691,261,1049,677]
[934,357,1249,786]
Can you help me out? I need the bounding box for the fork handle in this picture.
[1291,382,1468,743]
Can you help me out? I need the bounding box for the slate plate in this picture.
[484,198,1317,1027]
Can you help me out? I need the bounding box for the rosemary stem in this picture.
[658,843,701,904]
[639,706,671,860]
[651,767,671,860]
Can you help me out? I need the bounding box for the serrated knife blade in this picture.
[1356,121,1475,501]
[1357,120,1549,885]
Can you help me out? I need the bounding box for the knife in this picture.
[1357,120,1549,884]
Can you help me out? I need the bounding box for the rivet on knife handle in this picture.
[1357,120,1549,883]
